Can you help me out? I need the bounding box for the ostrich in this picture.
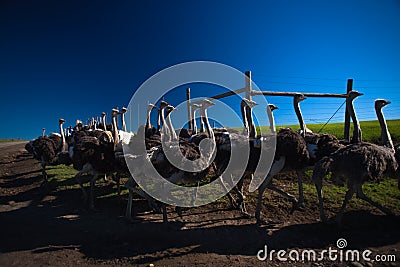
[239,98,258,147]
[280,91,363,206]
[145,103,158,138]
[124,100,216,222]
[312,98,398,225]
[191,103,201,134]
[236,102,310,224]
[25,128,47,156]
[241,98,257,138]
[70,109,118,210]
[120,107,128,132]
[157,100,218,221]
[30,118,69,184]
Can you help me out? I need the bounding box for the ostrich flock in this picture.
[24,91,399,226]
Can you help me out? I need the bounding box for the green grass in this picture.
[256,119,400,144]
[43,119,400,216]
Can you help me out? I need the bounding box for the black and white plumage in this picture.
[312,99,398,225]
[251,104,311,224]
[28,119,70,184]
[69,110,116,210]
[124,101,214,222]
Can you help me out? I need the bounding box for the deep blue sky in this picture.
[1,1,399,139]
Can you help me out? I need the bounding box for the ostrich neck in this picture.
[192,109,198,134]
[160,108,170,140]
[246,105,256,138]
[199,114,205,132]
[42,129,45,137]
[267,108,276,134]
[59,123,67,152]
[145,109,152,130]
[240,100,249,136]
[201,109,214,141]
[166,112,178,141]
[101,115,106,131]
[376,106,394,150]
[294,100,306,137]
[121,113,126,132]
[112,115,120,146]
[347,98,362,143]
[157,109,161,132]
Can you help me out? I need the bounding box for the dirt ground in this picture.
[0,142,399,266]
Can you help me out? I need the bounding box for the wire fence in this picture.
[250,73,400,128]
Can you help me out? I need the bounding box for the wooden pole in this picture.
[245,71,252,101]
[186,88,192,130]
[190,87,246,104]
[343,79,353,141]
[251,90,348,98]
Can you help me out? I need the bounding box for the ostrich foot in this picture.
[175,206,183,218]
[297,201,305,209]
[289,201,304,214]
[256,218,277,227]
[40,180,50,192]
[240,211,253,219]
[256,218,268,226]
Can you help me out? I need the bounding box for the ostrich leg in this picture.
[213,162,237,209]
[75,170,88,201]
[314,176,327,223]
[89,173,100,210]
[334,183,355,226]
[355,183,394,216]
[296,170,305,206]
[235,175,250,217]
[126,189,134,219]
[41,160,48,184]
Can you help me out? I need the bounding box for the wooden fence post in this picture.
[343,79,353,141]
[245,71,252,101]
[186,87,192,130]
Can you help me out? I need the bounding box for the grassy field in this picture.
[45,119,400,216]
[258,119,400,144]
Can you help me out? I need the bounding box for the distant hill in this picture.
[0,138,25,143]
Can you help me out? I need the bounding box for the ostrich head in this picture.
[201,99,215,110]
[112,108,119,117]
[102,112,106,116]
[243,98,258,109]
[120,107,128,114]
[165,104,177,116]
[159,100,169,109]
[147,103,158,112]
[347,90,363,100]
[294,93,306,104]
[268,104,279,112]
[59,118,65,124]
[375,99,391,110]
[192,103,201,112]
